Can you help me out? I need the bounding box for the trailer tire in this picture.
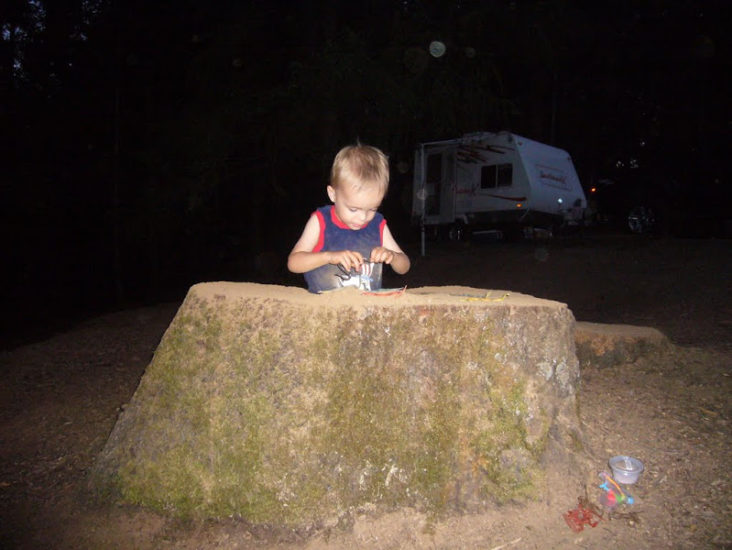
[448,223,469,242]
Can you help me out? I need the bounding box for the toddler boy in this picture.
[288,144,410,293]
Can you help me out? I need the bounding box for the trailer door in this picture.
[413,144,456,226]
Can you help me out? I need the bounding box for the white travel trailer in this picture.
[412,131,586,246]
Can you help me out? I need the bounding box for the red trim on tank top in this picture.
[379,218,386,245]
[312,210,326,252]
[329,206,351,229]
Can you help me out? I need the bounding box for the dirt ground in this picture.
[1,231,730,549]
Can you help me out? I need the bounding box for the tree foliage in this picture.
[2,0,728,314]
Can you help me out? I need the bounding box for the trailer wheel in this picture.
[448,223,469,242]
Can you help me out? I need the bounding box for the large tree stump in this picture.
[91,283,583,525]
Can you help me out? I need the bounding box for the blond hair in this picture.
[330,144,389,194]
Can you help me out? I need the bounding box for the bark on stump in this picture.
[91,283,583,525]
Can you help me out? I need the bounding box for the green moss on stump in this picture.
[91,284,580,525]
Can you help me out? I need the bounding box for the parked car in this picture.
[586,178,657,233]
[587,176,728,237]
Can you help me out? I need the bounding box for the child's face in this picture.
[327,182,384,230]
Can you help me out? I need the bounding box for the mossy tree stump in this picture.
[92,283,582,525]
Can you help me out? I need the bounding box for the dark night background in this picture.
[2,1,730,347]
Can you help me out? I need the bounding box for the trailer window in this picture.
[481,163,513,189]
[426,154,442,184]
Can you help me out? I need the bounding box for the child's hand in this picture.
[328,250,364,272]
[369,246,396,265]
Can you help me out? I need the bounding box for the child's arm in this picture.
[287,214,365,273]
[370,224,411,274]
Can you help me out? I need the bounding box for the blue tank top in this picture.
[303,205,386,293]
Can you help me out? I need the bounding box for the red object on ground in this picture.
[563,499,602,532]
